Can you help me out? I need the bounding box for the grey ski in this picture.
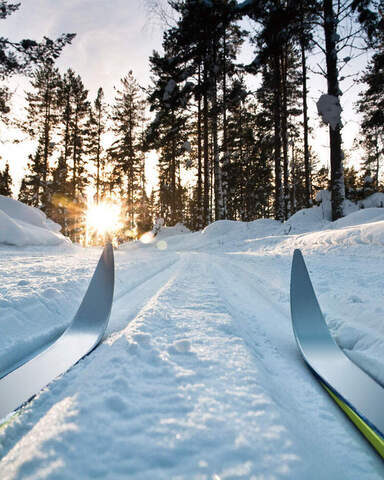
[290,249,384,456]
[0,243,114,420]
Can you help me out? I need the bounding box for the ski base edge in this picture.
[322,384,384,458]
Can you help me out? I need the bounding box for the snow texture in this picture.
[1,198,384,478]
[317,94,342,130]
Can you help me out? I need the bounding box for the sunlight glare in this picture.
[140,231,155,244]
[86,202,122,236]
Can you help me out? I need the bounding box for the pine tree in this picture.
[145,46,190,226]
[56,69,90,241]
[49,154,71,236]
[0,162,12,196]
[18,145,44,207]
[110,72,146,234]
[86,87,107,204]
[356,40,384,188]
[23,63,61,211]
[151,0,245,226]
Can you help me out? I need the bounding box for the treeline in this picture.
[15,66,151,242]
[0,0,383,243]
[143,0,384,228]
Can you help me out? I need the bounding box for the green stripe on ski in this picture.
[322,383,384,458]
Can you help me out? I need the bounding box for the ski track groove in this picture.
[0,250,384,478]
[205,251,384,476]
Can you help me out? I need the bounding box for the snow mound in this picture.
[156,222,190,239]
[202,220,249,237]
[283,206,330,234]
[246,218,282,237]
[331,207,384,229]
[0,195,69,246]
[360,192,384,209]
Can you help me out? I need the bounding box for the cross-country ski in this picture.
[0,243,114,420]
[291,249,384,458]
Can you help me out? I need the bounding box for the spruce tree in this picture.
[0,162,12,196]
[56,69,90,241]
[23,63,61,211]
[86,87,107,204]
[145,47,190,226]
[356,36,384,188]
[110,72,146,234]
[19,145,44,207]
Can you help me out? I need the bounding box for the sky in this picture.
[0,0,371,196]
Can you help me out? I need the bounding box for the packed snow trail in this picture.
[1,248,384,478]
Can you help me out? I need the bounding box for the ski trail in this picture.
[1,251,383,478]
[206,251,384,475]
[105,253,180,338]
[0,250,179,378]
[0,252,301,478]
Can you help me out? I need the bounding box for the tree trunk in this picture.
[221,26,228,219]
[203,60,210,226]
[212,39,223,221]
[197,64,203,229]
[324,0,345,220]
[273,53,284,221]
[96,107,101,204]
[301,37,311,208]
[281,49,289,219]
[73,106,79,199]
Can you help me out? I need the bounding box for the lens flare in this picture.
[86,202,122,236]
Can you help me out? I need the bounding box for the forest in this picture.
[0,0,383,245]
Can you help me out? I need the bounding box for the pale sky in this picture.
[0,0,370,195]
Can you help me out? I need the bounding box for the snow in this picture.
[317,94,342,130]
[0,196,69,247]
[182,140,191,152]
[163,79,176,102]
[1,200,384,477]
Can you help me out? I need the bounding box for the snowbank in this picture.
[0,195,69,246]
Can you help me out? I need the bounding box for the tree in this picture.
[356,34,384,188]
[152,0,245,225]
[0,162,12,195]
[18,146,44,207]
[23,63,61,210]
[145,45,191,226]
[49,154,72,236]
[236,0,380,220]
[0,1,75,115]
[86,87,107,204]
[110,72,146,233]
[56,69,90,241]
[238,0,304,221]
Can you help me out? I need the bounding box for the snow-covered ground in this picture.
[1,197,384,478]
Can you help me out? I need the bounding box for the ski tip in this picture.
[291,249,305,279]
[100,243,114,274]
[292,248,303,262]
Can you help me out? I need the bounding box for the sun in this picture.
[86,201,122,238]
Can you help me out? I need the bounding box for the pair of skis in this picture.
[1,245,383,460]
[0,244,114,420]
[291,250,384,458]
